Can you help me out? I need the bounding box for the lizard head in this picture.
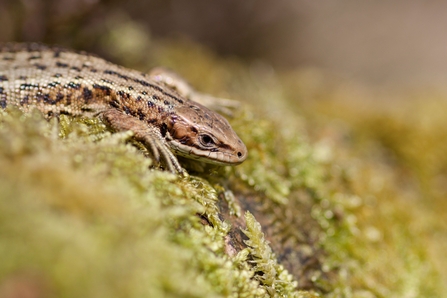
[165,102,247,165]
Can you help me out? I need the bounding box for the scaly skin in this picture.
[0,43,247,173]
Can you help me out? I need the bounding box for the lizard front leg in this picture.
[100,108,183,173]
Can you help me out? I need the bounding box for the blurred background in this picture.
[1,0,447,295]
[2,0,447,89]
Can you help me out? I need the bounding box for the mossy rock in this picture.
[1,37,445,297]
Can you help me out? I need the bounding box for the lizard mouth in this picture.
[168,140,246,165]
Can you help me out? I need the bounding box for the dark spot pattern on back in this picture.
[56,62,68,68]
[34,64,47,70]
[65,94,72,105]
[36,93,56,105]
[104,70,131,81]
[20,83,39,90]
[137,109,145,120]
[83,87,93,101]
[66,82,81,89]
[101,79,114,85]
[56,93,64,102]
[134,78,153,88]
[47,82,60,88]
[92,84,111,95]
[20,95,29,105]
[110,99,120,109]
[28,55,42,60]
[123,106,131,115]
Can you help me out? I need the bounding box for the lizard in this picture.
[0,42,247,173]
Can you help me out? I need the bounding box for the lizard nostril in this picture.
[237,152,242,158]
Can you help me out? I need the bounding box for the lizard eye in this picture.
[199,134,215,147]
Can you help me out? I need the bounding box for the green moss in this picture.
[0,108,218,297]
[0,105,306,297]
[242,211,299,297]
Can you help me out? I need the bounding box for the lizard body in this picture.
[0,43,247,172]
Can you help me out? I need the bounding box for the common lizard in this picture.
[0,43,247,173]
